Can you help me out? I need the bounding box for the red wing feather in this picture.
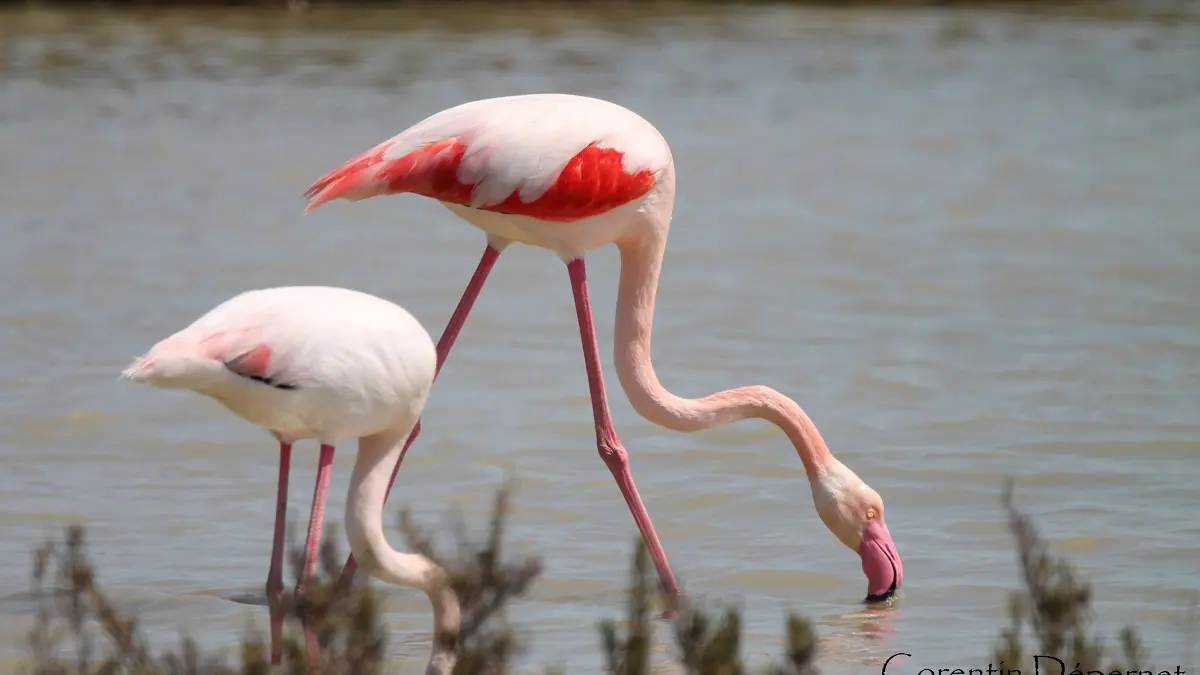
[219,344,297,390]
[304,140,655,223]
[221,344,273,378]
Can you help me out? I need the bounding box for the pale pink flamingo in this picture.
[302,93,904,609]
[122,286,461,674]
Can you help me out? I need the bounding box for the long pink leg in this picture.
[296,444,336,670]
[566,258,682,611]
[266,442,291,665]
[338,244,501,583]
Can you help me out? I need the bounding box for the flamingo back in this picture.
[123,286,436,443]
[303,94,673,223]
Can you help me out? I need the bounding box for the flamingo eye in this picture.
[866,508,877,520]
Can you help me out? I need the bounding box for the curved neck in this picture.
[346,429,461,673]
[612,228,834,477]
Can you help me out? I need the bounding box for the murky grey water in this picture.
[1,4,1198,673]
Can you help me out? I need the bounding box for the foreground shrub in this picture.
[19,480,1193,674]
[991,479,1194,675]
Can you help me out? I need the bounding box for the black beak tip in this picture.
[864,577,899,605]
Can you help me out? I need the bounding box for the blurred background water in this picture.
[0,3,1198,673]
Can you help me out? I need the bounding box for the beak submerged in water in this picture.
[859,518,902,603]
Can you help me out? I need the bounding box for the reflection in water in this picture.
[815,604,901,666]
[1,4,1199,674]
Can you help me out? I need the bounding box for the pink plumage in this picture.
[122,93,904,672]
[303,94,670,235]
[301,93,904,617]
[124,286,435,442]
[123,287,461,673]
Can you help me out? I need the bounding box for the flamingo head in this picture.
[812,461,903,604]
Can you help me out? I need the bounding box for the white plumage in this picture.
[363,93,668,208]
[122,91,904,673]
[123,286,459,675]
[125,286,435,444]
[302,93,905,620]
[303,93,676,261]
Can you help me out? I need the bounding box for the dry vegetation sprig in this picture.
[27,525,244,675]
[19,479,1193,675]
[21,482,545,675]
[596,539,821,675]
[994,478,1154,674]
[398,481,545,675]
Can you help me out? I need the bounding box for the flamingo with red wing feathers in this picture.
[303,93,903,611]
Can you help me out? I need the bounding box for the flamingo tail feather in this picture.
[302,143,395,214]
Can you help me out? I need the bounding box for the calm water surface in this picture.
[0,5,1198,673]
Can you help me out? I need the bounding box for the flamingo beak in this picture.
[859,518,902,603]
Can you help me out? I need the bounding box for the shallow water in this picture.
[0,5,1198,673]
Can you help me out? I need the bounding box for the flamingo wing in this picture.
[125,289,318,391]
[122,326,298,391]
[302,94,671,223]
[125,322,301,391]
[220,343,298,390]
